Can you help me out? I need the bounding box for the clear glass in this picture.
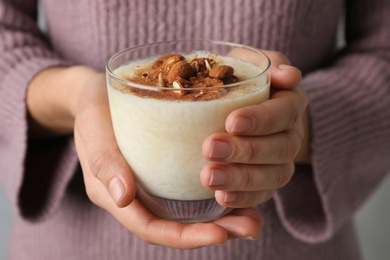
[106,40,271,223]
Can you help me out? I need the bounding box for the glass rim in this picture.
[105,39,271,91]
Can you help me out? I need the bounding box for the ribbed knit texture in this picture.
[1,0,390,259]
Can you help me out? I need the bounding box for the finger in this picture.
[76,132,229,249]
[202,130,302,164]
[264,50,302,89]
[200,162,294,191]
[215,190,275,208]
[226,86,308,135]
[228,48,302,89]
[78,137,261,248]
[112,201,265,248]
[212,208,263,240]
[74,131,113,208]
[76,135,229,249]
[108,199,230,249]
[75,99,136,207]
[228,207,264,226]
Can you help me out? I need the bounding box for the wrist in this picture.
[64,66,102,118]
[27,65,101,137]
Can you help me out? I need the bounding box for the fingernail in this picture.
[244,236,258,241]
[209,140,232,159]
[224,191,238,203]
[230,116,252,133]
[109,177,126,204]
[209,168,228,186]
[278,64,295,70]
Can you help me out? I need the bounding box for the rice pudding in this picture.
[108,52,270,201]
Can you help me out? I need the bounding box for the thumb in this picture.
[75,99,136,208]
[262,50,302,89]
[228,48,302,89]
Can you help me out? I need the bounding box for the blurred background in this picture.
[1,2,389,259]
[1,175,390,259]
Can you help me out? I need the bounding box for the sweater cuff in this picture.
[0,56,79,222]
[273,165,330,243]
[273,54,390,243]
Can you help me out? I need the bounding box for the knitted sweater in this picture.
[1,0,390,259]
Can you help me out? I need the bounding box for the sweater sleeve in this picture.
[273,0,390,243]
[0,0,79,221]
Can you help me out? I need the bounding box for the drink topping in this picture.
[125,54,239,99]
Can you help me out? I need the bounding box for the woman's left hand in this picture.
[201,50,309,208]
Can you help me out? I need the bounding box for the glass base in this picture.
[136,185,232,223]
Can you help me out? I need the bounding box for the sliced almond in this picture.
[207,54,218,60]
[172,80,185,95]
[152,54,178,69]
[157,73,165,88]
[166,55,183,65]
[194,90,204,99]
[190,61,199,73]
[203,89,227,100]
[205,59,212,71]
[187,55,198,63]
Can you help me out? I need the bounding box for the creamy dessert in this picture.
[107,52,270,201]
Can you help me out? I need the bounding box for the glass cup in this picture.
[106,40,271,223]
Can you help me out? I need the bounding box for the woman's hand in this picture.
[201,51,310,208]
[72,68,263,249]
[27,65,263,249]
[27,48,308,248]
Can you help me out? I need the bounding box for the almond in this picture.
[152,54,184,69]
[172,80,185,95]
[157,73,165,88]
[205,59,212,71]
[187,55,198,63]
[209,65,234,80]
[166,55,184,65]
[200,89,227,100]
[167,61,195,83]
[175,76,191,88]
[190,59,207,73]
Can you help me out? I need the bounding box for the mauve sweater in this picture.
[1,0,390,259]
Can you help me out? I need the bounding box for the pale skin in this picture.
[26,50,310,249]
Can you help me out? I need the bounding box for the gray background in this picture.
[1,175,390,259]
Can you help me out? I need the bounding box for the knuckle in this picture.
[272,51,291,65]
[139,222,154,245]
[287,103,300,129]
[292,129,304,157]
[89,150,110,182]
[278,163,295,187]
[280,132,300,162]
[241,140,257,164]
[239,168,254,190]
[244,191,258,207]
[294,123,305,141]
[260,103,274,131]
